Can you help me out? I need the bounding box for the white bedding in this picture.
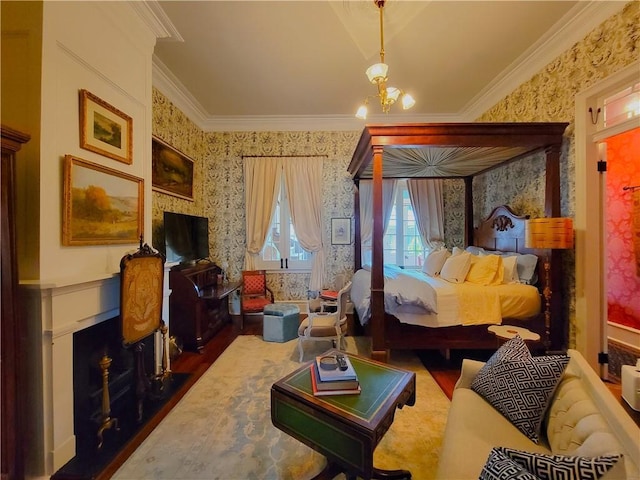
[351,266,541,328]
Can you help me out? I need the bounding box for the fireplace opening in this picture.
[51,316,189,480]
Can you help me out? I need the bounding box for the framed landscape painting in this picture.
[79,89,133,164]
[63,155,143,245]
[151,136,194,200]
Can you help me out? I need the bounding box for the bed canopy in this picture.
[347,122,569,362]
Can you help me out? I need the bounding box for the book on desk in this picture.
[310,354,360,396]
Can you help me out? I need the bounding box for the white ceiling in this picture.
[145,1,627,131]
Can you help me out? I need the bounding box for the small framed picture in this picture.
[63,155,143,246]
[151,136,195,201]
[331,218,351,245]
[79,89,133,164]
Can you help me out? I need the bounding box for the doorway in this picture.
[575,62,640,378]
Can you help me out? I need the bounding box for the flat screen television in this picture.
[163,211,209,265]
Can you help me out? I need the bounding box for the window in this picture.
[255,178,313,271]
[383,180,428,269]
[603,81,640,128]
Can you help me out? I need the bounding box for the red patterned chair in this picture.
[240,270,274,330]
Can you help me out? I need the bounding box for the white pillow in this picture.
[452,246,466,257]
[502,255,519,284]
[515,254,539,285]
[422,248,451,277]
[465,245,487,256]
[440,251,472,284]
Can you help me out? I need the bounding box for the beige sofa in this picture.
[435,349,640,480]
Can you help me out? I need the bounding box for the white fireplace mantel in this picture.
[21,273,121,476]
[21,266,172,477]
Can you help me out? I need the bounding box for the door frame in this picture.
[574,61,640,375]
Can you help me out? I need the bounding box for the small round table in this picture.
[488,325,541,344]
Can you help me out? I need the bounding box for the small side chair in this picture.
[297,281,352,362]
[240,269,274,330]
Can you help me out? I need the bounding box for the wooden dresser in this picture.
[169,261,240,353]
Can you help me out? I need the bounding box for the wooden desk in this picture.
[271,349,415,479]
[169,262,240,352]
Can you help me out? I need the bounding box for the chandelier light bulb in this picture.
[355,0,415,118]
[366,63,388,84]
[402,93,416,110]
[386,87,400,103]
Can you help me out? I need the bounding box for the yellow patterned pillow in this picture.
[466,254,503,285]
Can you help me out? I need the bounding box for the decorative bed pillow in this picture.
[466,245,487,256]
[494,447,622,480]
[466,254,503,285]
[502,255,519,284]
[515,253,539,285]
[479,448,540,480]
[452,246,466,256]
[471,337,569,443]
[423,248,451,277]
[440,251,472,284]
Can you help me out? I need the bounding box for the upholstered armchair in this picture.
[298,281,352,361]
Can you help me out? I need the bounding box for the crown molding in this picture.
[462,1,628,120]
[152,1,627,131]
[129,0,184,41]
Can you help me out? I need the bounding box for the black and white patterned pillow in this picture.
[482,334,532,365]
[497,447,622,480]
[471,340,569,443]
[479,448,540,480]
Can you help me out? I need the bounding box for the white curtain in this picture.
[243,157,282,270]
[283,157,325,290]
[407,178,445,251]
[359,179,398,265]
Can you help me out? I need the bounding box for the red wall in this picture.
[606,128,640,330]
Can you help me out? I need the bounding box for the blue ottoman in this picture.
[263,304,300,342]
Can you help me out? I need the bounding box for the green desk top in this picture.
[274,349,415,430]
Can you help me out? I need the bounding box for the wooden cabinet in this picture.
[169,262,239,352]
[1,125,30,480]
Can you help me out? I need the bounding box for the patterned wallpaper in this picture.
[152,93,359,300]
[606,128,640,331]
[152,1,639,323]
[475,1,639,346]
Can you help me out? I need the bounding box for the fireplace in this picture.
[20,267,172,477]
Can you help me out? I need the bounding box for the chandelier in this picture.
[356,0,415,120]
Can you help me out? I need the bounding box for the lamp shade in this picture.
[366,63,388,83]
[525,217,574,249]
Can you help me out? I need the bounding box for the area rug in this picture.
[112,336,450,480]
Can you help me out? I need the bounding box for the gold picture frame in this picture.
[79,89,133,164]
[63,155,143,245]
[151,136,194,201]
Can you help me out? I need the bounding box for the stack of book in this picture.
[310,354,360,396]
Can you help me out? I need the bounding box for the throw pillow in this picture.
[515,253,539,285]
[423,248,451,277]
[466,254,503,285]
[440,251,472,284]
[479,448,540,480]
[471,342,569,443]
[502,255,519,284]
[481,334,532,364]
[498,447,622,480]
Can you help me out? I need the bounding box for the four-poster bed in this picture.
[347,123,569,362]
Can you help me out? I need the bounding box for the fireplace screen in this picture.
[120,243,164,345]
